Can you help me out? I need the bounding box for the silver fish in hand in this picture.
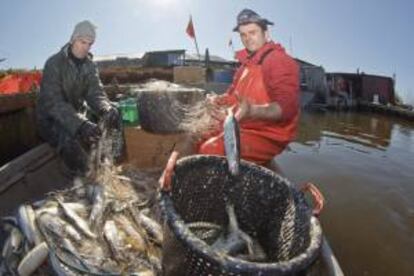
[223,109,240,176]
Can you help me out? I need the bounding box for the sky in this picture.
[1,0,413,104]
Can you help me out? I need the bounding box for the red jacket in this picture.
[227,41,299,123]
[198,42,300,163]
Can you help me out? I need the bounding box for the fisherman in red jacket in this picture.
[197,9,300,165]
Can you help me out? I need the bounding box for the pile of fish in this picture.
[1,114,267,275]
[0,165,164,276]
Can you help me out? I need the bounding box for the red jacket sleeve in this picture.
[262,52,299,122]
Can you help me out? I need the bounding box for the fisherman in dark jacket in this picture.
[37,20,120,175]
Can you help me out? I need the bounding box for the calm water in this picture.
[276,111,414,276]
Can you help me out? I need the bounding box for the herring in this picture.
[17,242,49,276]
[56,196,96,239]
[129,207,163,245]
[89,184,107,231]
[211,204,255,257]
[17,204,43,246]
[223,109,241,176]
[37,213,82,243]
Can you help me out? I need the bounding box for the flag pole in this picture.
[186,15,201,61]
[228,38,235,59]
[189,15,201,61]
[193,34,201,61]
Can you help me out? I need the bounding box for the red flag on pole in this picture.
[185,15,200,60]
[186,16,195,39]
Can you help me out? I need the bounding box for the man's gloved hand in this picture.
[77,121,102,146]
[104,107,120,129]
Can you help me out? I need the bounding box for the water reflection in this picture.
[296,111,395,150]
[277,111,414,276]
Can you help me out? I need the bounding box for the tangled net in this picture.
[178,98,228,139]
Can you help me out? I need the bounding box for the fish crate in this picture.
[160,155,323,276]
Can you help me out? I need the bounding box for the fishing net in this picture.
[178,97,227,139]
[160,155,322,276]
[135,83,206,134]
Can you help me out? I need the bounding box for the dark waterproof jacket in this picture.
[37,43,111,137]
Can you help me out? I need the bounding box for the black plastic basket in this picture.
[160,155,323,276]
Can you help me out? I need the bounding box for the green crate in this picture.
[118,98,139,126]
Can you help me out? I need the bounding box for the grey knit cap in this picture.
[70,20,96,42]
